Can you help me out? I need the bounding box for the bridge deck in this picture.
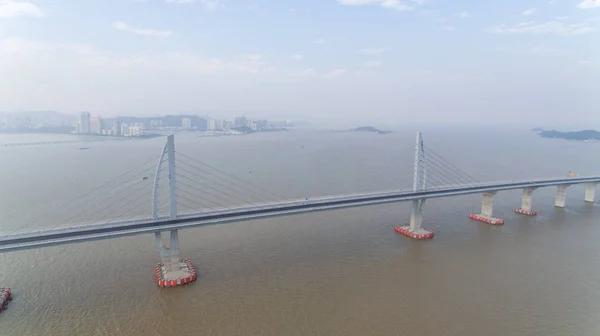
[1,176,599,252]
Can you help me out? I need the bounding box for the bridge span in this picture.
[1,133,598,287]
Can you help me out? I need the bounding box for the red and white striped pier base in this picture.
[469,213,504,225]
[394,225,434,240]
[515,208,537,216]
[155,258,197,287]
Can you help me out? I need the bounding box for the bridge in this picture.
[1,133,598,287]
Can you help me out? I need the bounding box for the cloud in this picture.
[324,69,346,78]
[299,68,316,76]
[522,8,535,15]
[486,21,595,35]
[0,37,49,53]
[199,0,223,11]
[291,54,304,60]
[359,47,388,55]
[337,0,424,11]
[0,0,43,18]
[578,0,600,9]
[315,38,326,44]
[0,38,275,75]
[113,21,172,37]
[363,60,382,68]
[166,0,223,11]
[459,11,470,18]
[527,46,571,57]
[578,60,599,69]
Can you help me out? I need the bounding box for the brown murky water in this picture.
[1,128,599,335]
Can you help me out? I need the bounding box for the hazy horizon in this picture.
[1,0,599,128]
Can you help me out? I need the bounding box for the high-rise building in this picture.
[150,119,162,129]
[182,118,192,130]
[79,112,91,134]
[129,126,143,136]
[208,119,216,131]
[256,120,268,130]
[112,120,122,136]
[214,119,223,131]
[248,120,257,131]
[90,117,103,134]
[234,116,248,128]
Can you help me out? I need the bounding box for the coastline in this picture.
[534,129,600,142]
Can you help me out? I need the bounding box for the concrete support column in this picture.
[481,192,495,218]
[521,188,534,211]
[515,188,538,216]
[155,232,169,263]
[469,191,504,225]
[585,183,596,203]
[169,229,180,272]
[555,185,568,208]
[409,199,424,231]
[395,198,434,239]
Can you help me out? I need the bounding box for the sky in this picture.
[0,0,599,127]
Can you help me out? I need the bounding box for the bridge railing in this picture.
[2,175,597,240]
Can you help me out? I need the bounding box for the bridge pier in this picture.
[152,135,197,287]
[395,199,434,240]
[585,183,596,203]
[555,185,568,208]
[515,188,537,216]
[469,192,504,225]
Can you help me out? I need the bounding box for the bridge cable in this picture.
[175,179,238,210]
[421,153,479,186]
[421,158,474,187]
[57,172,157,227]
[1,154,162,234]
[176,174,257,208]
[416,167,452,189]
[418,159,462,187]
[176,152,287,200]
[176,191,225,212]
[174,161,265,205]
[417,167,453,189]
[175,158,270,204]
[424,145,478,182]
[423,146,479,183]
[175,154,286,203]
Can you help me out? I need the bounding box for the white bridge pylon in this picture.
[151,135,195,287]
[394,132,435,239]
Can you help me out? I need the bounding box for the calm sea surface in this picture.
[1,127,599,336]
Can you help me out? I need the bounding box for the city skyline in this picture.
[0,109,276,135]
[0,1,599,127]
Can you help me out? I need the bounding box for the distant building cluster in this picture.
[76,112,143,137]
[0,111,74,132]
[0,110,278,136]
[231,116,268,131]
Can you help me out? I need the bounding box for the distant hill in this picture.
[350,126,391,134]
[537,129,600,141]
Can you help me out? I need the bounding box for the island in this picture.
[534,128,600,141]
[350,126,391,134]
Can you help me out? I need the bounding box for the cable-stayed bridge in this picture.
[1,133,598,286]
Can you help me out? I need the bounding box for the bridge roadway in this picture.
[1,176,599,253]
